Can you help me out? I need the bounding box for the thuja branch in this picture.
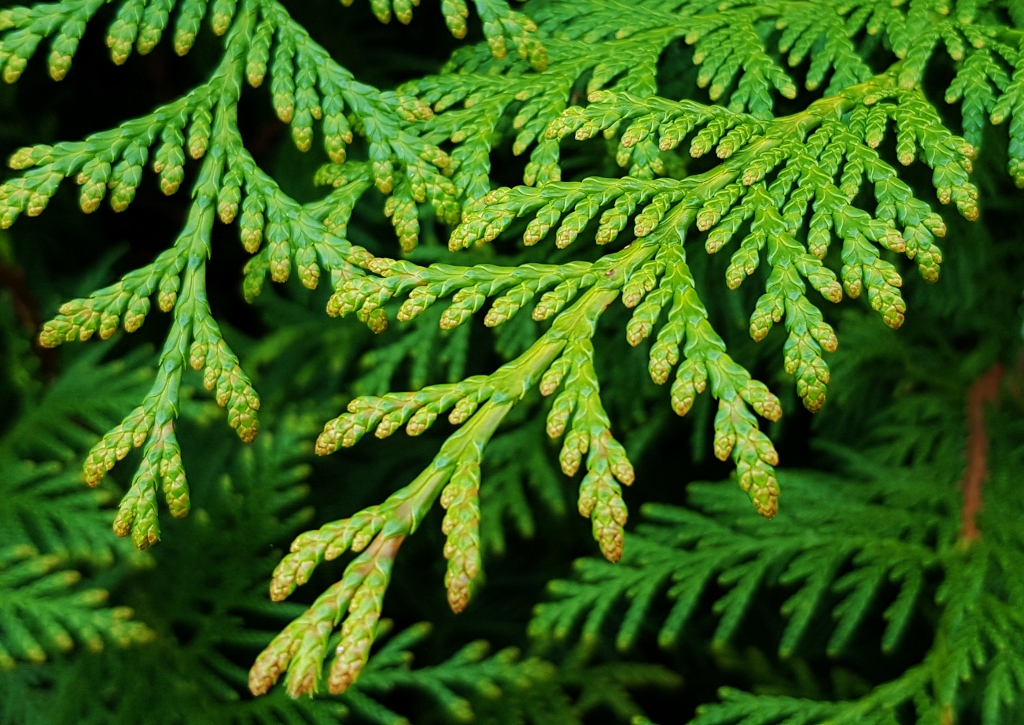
[8,0,470,546]
[7,0,1022,710]
[251,197,804,694]
[331,68,958,529]
[249,271,665,696]
[250,367,537,695]
[33,7,261,548]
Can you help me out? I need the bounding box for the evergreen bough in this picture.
[1,0,1023,722]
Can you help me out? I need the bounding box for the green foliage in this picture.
[530,238,1024,724]
[1,0,1024,722]
[0,345,155,673]
[533,425,1024,722]
[531,469,947,657]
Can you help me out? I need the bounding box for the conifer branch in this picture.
[5,0,1024,706]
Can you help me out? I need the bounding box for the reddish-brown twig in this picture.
[961,363,1005,543]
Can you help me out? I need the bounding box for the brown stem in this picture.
[960,363,1004,543]
[0,259,58,377]
[0,261,37,331]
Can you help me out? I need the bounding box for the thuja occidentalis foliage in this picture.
[2,0,1024,717]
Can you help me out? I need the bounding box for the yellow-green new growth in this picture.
[249,532,404,697]
[441,459,483,613]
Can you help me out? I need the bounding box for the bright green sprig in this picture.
[405,27,679,196]
[315,291,607,455]
[261,275,671,694]
[2,80,217,226]
[79,208,217,546]
[237,152,380,302]
[627,241,783,515]
[257,0,459,214]
[296,227,782,692]
[253,395,516,695]
[542,335,633,562]
[50,11,265,536]
[441,456,483,613]
[348,72,960,506]
[326,251,603,337]
[1,0,520,251]
[36,250,181,346]
[326,176,790,520]
[111,421,182,548]
[15,0,492,552]
[471,0,546,69]
[250,531,404,697]
[318,0,548,69]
